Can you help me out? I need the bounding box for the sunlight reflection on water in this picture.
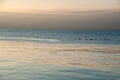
[0,41,120,80]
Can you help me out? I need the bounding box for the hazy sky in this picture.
[0,0,120,30]
[0,0,120,12]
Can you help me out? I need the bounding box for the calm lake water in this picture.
[0,29,120,80]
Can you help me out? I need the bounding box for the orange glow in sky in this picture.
[0,0,119,13]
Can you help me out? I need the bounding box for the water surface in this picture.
[0,29,120,80]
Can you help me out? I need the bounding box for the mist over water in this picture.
[0,9,120,30]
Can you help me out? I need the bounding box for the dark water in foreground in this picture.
[0,63,120,80]
[0,29,120,80]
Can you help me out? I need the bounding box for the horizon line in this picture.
[0,8,120,14]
